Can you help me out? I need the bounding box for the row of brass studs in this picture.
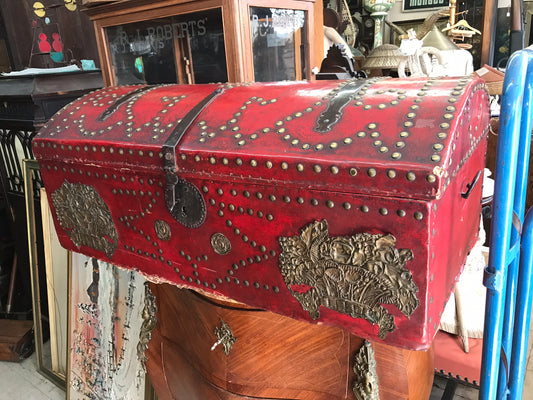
[36,140,165,160]
[204,185,425,221]
[440,88,487,193]
[44,85,181,139]
[123,243,172,266]
[197,95,279,145]
[353,87,409,110]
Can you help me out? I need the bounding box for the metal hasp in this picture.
[479,48,533,400]
[162,89,224,228]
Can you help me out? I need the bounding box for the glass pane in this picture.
[105,9,227,85]
[249,7,307,82]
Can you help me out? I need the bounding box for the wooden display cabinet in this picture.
[84,0,323,86]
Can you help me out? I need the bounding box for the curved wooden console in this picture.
[146,283,434,400]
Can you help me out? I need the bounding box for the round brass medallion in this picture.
[154,219,171,241]
[211,233,231,255]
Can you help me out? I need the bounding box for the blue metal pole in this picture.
[498,63,533,397]
[508,51,533,400]
[480,50,530,400]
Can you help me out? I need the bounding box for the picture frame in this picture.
[23,158,68,390]
[402,0,450,12]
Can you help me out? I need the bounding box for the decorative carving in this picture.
[353,341,380,400]
[137,282,158,370]
[278,220,419,339]
[154,219,171,241]
[211,319,236,356]
[51,180,118,258]
[211,232,231,255]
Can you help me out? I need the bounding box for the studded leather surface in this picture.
[33,77,489,350]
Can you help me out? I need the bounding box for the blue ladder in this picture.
[480,48,533,400]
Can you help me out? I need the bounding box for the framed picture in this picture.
[403,0,450,12]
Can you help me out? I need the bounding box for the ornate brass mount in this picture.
[211,233,231,255]
[138,282,158,370]
[278,220,419,339]
[51,180,118,258]
[353,341,380,400]
[211,319,236,356]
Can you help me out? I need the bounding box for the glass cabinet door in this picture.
[249,7,307,82]
[105,8,228,85]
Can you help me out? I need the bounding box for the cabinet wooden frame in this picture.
[85,0,323,86]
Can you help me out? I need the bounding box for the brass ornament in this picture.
[154,219,171,241]
[138,282,158,370]
[278,220,419,339]
[211,232,231,255]
[211,319,236,356]
[353,341,380,400]
[51,180,118,258]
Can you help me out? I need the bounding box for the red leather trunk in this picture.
[33,77,489,350]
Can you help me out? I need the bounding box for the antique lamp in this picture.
[363,0,395,49]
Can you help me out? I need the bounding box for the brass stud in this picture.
[311,199,319,206]
[414,212,423,220]
[222,158,229,165]
[266,214,274,221]
[406,172,416,181]
[297,163,304,172]
[236,158,243,166]
[397,209,406,217]
[283,196,291,203]
[243,190,250,198]
[433,143,444,151]
[278,128,286,134]
[357,131,366,138]
[391,152,401,160]
[440,122,450,129]
[379,146,388,153]
[349,168,357,177]
[269,195,276,201]
[281,162,288,170]
[367,123,377,130]
[399,131,409,138]
[437,132,447,139]
[404,121,414,128]
[209,157,216,164]
[427,174,436,183]
[387,170,396,179]
[407,112,416,119]
[330,166,339,175]
[297,197,304,204]
[266,161,273,169]
[431,155,441,162]
[367,168,377,177]
[343,202,351,210]
[379,208,388,216]
[330,142,338,149]
[370,131,380,138]
[315,143,324,150]
[238,140,245,146]
[344,137,353,145]
[361,205,369,213]
[250,159,258,167]
[195,155,201,162]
